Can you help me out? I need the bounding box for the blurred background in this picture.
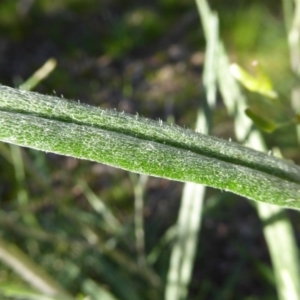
[0,0,299,299]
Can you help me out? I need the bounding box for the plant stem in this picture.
[0,85,300,208]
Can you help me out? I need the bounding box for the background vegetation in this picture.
[0,0,299,299]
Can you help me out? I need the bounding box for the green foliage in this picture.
[230,62,299,133]
[245,108,278,133]
[0,85,300,207]
[0,0,300,299]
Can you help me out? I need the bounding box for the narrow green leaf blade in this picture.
[0,86,300,208]
[245,108,278,133]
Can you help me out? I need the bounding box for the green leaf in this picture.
[0,85,300,209]
[230,63,278,99]
[245,108,278,132]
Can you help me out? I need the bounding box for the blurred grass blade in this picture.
[165,9,219,300]
[10,144,39,226]
[285,0,300,76]
[195,0,300,296]
[77,179,121,233]
[147,226,177,265]
[283,0,300,142]
[281,3,300,298]
[165,182,205,300]
[82,279,119,300]
[129,173,148,268]
[0,285,62,300]
[0,286,63,300]
[0,236,73,300]
[282,0,294,32]
[0,85,300,207]
[19,58,57,91]
[259,203,300,300]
